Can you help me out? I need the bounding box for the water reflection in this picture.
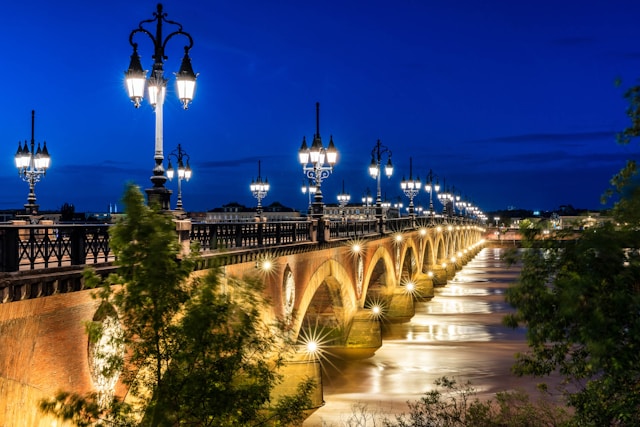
[304,247,536,427]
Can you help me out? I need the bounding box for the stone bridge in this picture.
[0,219,485,426]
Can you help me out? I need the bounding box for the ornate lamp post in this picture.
[369,139,393,219]
[250,160,270,217]
[165,143,191,211]
[14,110,51,216]
[298,102,337,219]
[337,180,350,220]
[125,3,198,210]
[424,169,440,218]
[400,157,421,217]
[437,178,454,217]
[301,179,316,217]
[361,188,373,219]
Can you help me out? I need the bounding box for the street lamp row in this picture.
[8,4,488,224]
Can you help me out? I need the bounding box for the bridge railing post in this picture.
[174,219,192,257]
[235,223,244,248]
[257,222,264,246]
[70,227,87,266]
[0,227,20,272]
[320,218,330,242]
[310,219,317,243]
[309,219,323,243]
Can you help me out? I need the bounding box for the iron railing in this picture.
[0,216,471,273]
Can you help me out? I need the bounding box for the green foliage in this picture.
[381,376,571,427]
[503,82,640,425]
[40,183,314,426]
[603,84,640,225]
[151,271,314,426]
[39,391,135,427]
[505,222,640,424]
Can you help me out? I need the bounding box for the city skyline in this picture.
[1,1,638,214]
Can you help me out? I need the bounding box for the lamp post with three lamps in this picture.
[297,102,337,219]
[337,180,350,220]
[124,3,198,210]
[250,160,270,218]
[165,143,191,211]
[424,169,440,218]
[14,110,51,216]
[368,139,393,219]
[400,157,421,217]
[362,189,373,219]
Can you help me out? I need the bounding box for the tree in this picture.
[504,83,640,425]
[40,183,314,426]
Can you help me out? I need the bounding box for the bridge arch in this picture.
[422,238,436,272]
[362,244,396,307]
[293,258,358,343]
[398,238,420,285]
[433,233,447,265]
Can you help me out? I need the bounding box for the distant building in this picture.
[323,203,402,220]
[558,212,611,230]
[204,201,301,222]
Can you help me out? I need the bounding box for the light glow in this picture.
[346,238,366,257]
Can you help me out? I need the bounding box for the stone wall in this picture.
[0,290,98,426]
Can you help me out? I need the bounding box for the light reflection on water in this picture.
[303,247,535,427]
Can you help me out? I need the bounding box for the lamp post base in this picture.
[23,203,39,216]
[145,187,172,211]
[311,201,324,219]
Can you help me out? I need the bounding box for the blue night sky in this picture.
[1,0,639,214]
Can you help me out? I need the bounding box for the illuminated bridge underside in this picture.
[222,225,485,359]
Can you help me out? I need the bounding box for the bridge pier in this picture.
[272,352,324,412]
[430,265,448,286]
[341,308,382,359]
[385,287,415,323]
[445,262,457,280]
[413,272,434,301]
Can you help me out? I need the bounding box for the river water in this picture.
[303,246,542,426]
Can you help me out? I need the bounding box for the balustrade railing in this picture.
[1,215,477,272]
[328,219,378,238]
[0,224,114,272]
[190,221,311,251]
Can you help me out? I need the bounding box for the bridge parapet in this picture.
[1,216,478,273]
[0,216,485,305]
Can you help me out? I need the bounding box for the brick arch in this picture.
[398,237,420,283]
[433,233,447,265]
[444,228,456,261]
[422,238,436,272]
[451,230,462,256]
[362,245,396,305]
[292,258,358,341]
